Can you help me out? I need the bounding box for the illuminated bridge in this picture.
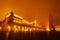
[0,12,45,32]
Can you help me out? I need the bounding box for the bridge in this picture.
[0,12,45,32]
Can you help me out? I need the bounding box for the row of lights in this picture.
[7,25,39,32]
[0,26,52,32]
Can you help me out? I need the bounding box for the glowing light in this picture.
[34,20,37,26]
[14,20,15,22]
[33,28,35,31]
[46,27,50,31]
[39,28,45,31]
[36,28,39,31]
[46,23,50,31]
[17,26,20,31]
[0,27,1,30]
[55,28,60,31]
[22,20,29,24]
[51,28,53,30]
[7,26,11,31]
[55,25,60,31]
[25,28,27,31]
[22,27,25,32]
[25,27,29,31]
[6,13,11,17]
[33,19,39,27]
[14,25,18,32]
[18,26,20,29]
[14,14,23,19]
[30,28,32,31]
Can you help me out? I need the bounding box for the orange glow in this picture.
[46,27,50,31]
[14,25,18,32]
[0,0,52,28]
[21,27,25,32]
[29,28,32,31]
[25,28,28,31]
[55,28,60,31]
[0,27,1,30]
[33,20,39,27]
[45,23,50,31]
[24,27,29,31]
[37,28,45,31]
[22,20,30,24]
[13,20,15,22]
[34,20,37,26]
[55,26,60,31]
[14,14,23,19]
[18,26,20,31]
[7,26,11,31]
[6,13,11,17]
[33,28,35,31]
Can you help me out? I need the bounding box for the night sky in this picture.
[0,0,60,26]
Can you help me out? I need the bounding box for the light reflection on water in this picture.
[0,31,60,40]
[5,31,47,40]
[6,31,10,40]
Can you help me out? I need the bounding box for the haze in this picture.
[0,0,60,26]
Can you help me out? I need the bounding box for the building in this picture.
[0,12,42,32]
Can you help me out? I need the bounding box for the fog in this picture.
[0,0,60,26]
